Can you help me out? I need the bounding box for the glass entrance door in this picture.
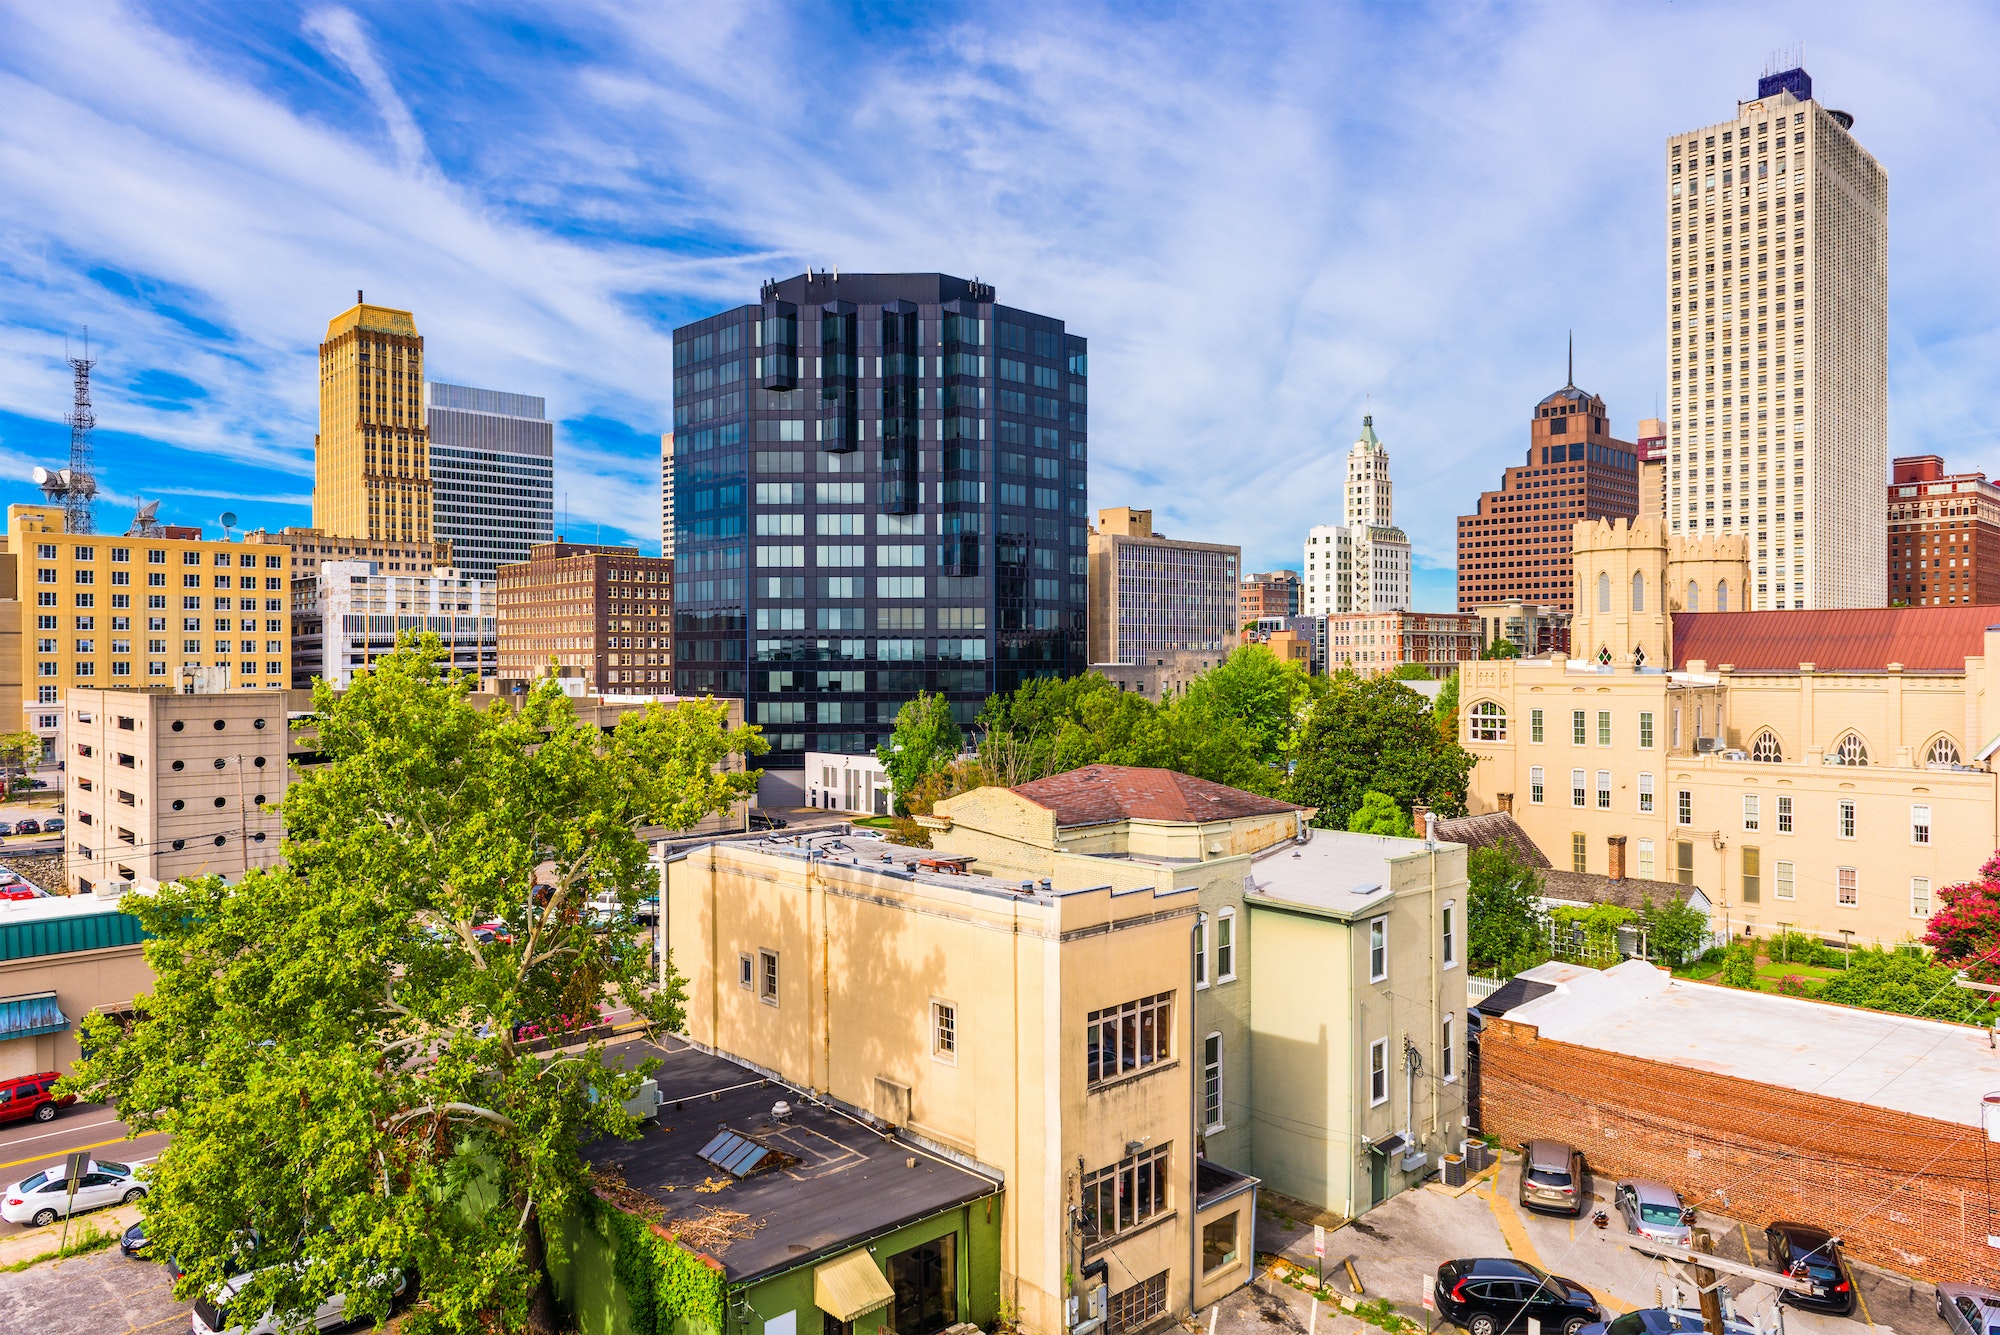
[886,1234,957,1335]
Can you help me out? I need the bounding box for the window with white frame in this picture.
[1572,710,1587,745]
[1202,1033,1223,1130]
[1530,708,1545,743]
[1571,768,1587,807]
[1369,1038,1388,1105]
[1838,800,1855,839]
[1368,918,1387,982]
[1672,706,1682,748]
[1638,772,1654,813]
[1911,877,1932,917]
[1441,1013,1456,1081]
[932,1001,957,1060]
[1636,838,1655,879]
[1530,766,1545,804]
[1775,859,1795,899]
[1469,701,1507,742]
[1911,804,1931,846]
[1677,790,1693,826]
[1837,867,1858,906]
[1639,711,1655,749]
[738,954,753,989]
[1194,913,1207,988]
[1597,711,1613,747]
[1596,770,1612,809]
[1214,909,1236,981]
[759,949,779,1004]
[1742,793,1760,830]
[1441,902,1456,969]
[1777,794,1793,833]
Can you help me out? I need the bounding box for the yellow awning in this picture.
[814,1248,895,1322]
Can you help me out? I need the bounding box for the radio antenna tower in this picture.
[36,331,100,534]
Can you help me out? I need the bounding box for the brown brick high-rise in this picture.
[495,541,673,695]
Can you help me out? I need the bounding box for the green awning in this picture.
[0,991,69,1041]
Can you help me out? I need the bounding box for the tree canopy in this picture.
[1925,849,2000,984]
[1465,836,1547,975]
[876,690,963,811]
[1479,638,1521,660]
[1345,791,1414,837]
[67,637,763,1335]
[1286,675,1475,829]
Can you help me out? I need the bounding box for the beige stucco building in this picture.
[664,828,1257,1335]
[0,896,152,1079]
[1462,517,2000,948]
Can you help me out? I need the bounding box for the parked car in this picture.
[1435,1258,1600,1335]
[44,817,64,833]
[15,818,42,834]
[633,895,659,924]
[0,1070,76,1125]
[121,1215,152,1257]
[1579,1309,1757,1335]
[194,1265,409,1334]
[1938,1283,2000,1335]
[0,821,15,837]
[471,921,513,946]
[1518,1139,1587,1216]
[0,886,46,901]
[1613,1179,1691,1245]
[1765,1221,1854,1315]
[1,1160,146,1226]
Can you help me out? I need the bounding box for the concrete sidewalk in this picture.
[0,1201,142,1270]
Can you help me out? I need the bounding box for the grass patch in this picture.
[0,1220,120,1272]
[1675,959,1724,981]
[1754,961,1841,982]
[850,816,897,829]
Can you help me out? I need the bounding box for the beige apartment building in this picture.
[3,504,292,759]
[1461,516,2000,947]
[1088,507,1240,666]
[243,526,451,578]
[316,299,432,545]
[665,832,1258,1335]
[64,683,303,895]
[1663,68,1887,607]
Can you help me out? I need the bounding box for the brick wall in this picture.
[1480,1016,1993,1285]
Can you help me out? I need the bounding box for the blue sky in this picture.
[1,3,1998,609]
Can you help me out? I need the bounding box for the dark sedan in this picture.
[1766,1221,1854,1315]
[1437,1258,1600,1335]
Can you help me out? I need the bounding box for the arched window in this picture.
[1469,701,1507,742]
[1632,571,1645,612]
[1716,580,1730,613]
[1686,580,1699,612]
[1927,736,1963,768]
[1597,572,1610,613]
[1750,730,1783,763]
[1831,732,1869,766]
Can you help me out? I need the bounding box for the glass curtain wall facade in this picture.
[425,382,556,580]
[671,273,1087,771]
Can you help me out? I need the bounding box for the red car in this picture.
[0,1072,75,1125]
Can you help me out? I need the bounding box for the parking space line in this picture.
[1486,1181,1544,1268]
[1849,1264,1875,1330]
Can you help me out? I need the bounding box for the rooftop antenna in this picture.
[1566,330,1574,388]
[35,329,99,533]
[218,510,238,541]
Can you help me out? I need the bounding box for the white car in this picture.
[193,1266,408,1334]
[2,1159,146,1226]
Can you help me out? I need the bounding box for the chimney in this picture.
[1412,802,1430,835]
[1497,792,1513,814]
[1607,835,1627,881]
[357,289,364,304]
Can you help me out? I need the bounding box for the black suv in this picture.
[1437,1258,1601,1335]
[1765,1222,1854,1315]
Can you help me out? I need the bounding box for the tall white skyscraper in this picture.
[1303,416,1411,616]
[1664,66,1887,609]
[660,431,676,560]
[425,382,556,580]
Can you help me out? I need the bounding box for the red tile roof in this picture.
[1010,765,1300,827]
[1672,606,2000,673]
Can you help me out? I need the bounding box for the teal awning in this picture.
[0,991,69,1041]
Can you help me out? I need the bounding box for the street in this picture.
[0,1102,168,1242]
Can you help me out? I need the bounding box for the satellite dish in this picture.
[31,467,48,486]
[220,511,238,528]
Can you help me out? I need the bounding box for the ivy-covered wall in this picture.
[548,1192,1003,1335]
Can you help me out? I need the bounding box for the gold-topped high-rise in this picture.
[314,296,431,544]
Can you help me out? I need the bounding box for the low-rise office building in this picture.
[1092,648,1230,700]
[1325,611,1482,678]
[1087,507,1240,665]
[291,559,496,689]
[64,683,304,896]
[0,894,151,1079]
[1240,571,1301,621]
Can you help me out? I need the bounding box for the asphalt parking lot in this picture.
[1238,1155,1940,1335]
[0,1245,185,1335]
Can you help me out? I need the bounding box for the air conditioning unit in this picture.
[1694,737,1720,753]
[1719,749,1748,761]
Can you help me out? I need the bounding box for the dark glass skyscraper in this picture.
[671,273,1087,796]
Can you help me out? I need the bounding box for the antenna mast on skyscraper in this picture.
[33,331,99,534]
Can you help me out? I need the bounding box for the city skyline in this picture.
[1,6,1997,611]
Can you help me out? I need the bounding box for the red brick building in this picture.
[1888,455,2000,607]
[1457,378,1640,614]
[1240,570,1301,621]
[494,540,674,695]
[1478,960,1995,1285]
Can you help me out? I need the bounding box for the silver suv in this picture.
[1518,1139,1585,1217]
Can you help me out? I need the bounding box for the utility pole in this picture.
[1693,1230,1726,1335]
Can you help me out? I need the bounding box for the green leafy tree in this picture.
[876,690,964,812]
[1466,838,1547,975]
[1345,790,1414,837]
[1639,894,1711,968]
[1719,941,1760,988]
[1387,662,1434,681]
[1813,946,1992,1024]
[1286,676,1475,829]
[0,730,42,802]
[1480,638,1521,660]
[66,637,763,1335]
[1174,645,1321,772]
[1432,670,1461,744]
[976,673,1169,783]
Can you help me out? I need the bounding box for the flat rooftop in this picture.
[1244,829,1435,918]
[1500,960,2000,1128]
[588,1038,998,1282]
[707,833,1118,905]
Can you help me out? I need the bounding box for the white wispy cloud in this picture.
[0,0,1997,599]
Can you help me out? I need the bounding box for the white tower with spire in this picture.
[1303,415,1412,617]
